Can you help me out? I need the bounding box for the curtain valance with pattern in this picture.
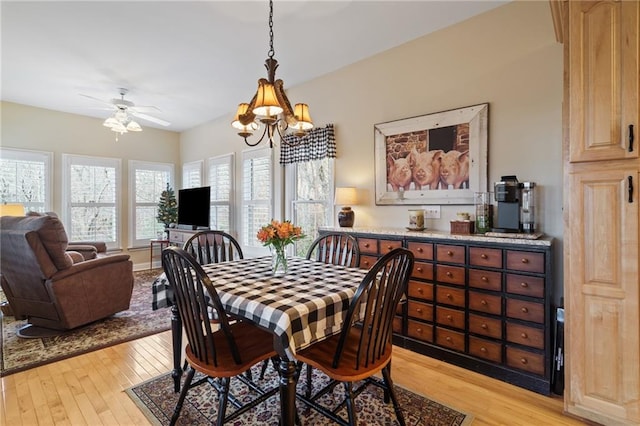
[280,124,336,165]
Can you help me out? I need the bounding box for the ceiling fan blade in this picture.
[131,105,161,113]
[79,93,114,106]
[131,112,171,127]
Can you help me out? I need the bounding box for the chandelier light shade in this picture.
[232,0,314,148]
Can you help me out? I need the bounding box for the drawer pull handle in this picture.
[364,243,370,248]
[481,254,488,259]
[364,261,370,266]
[481,323,488,329]
[446,293,452,299]
[416,328,422,333]
[521,332,528,339]
[447,250,453,256]
[480,347,487,352]
[520,358,528,365]
[417,267,423,272]
[481,276,488,282]
[416,308,422,313]
[417,247,423,253]
[446,315,452,321]
[417,288,423,294]
[520,282,528,288]
[387,245,393,250]
[445,336,452,342]
[481,299,488,305]
[521,258,529,264]
[446,271,453,277]
[521,307,529,313]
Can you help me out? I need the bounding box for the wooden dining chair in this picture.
[294,248,414,426]
[306,233,360,268]
[162,247,278,426]
[183,230,243,264]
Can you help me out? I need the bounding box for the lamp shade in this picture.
[252,81,283,117]
[291,103,313,131]
[334,187,357,206]
[0,203,25,216]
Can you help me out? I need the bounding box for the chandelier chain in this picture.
[268,0,275,59]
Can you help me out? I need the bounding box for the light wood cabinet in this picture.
[558,0,640,423]
[568,0,638,162]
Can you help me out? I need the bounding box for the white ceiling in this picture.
[1,1,508,133]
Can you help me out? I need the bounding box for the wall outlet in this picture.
[425,206,441,219]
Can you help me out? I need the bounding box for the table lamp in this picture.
[0,203,25,217]
[334,187,357,227]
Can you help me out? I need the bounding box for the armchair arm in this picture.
[65,244,98,260]
[52,254,131,281]
[68,241,107,253]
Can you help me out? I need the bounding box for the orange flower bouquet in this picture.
[257,220,304,275]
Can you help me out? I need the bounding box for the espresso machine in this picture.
[492,175,536,233]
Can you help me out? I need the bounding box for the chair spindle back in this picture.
[183,230,243,265]
[306,233,360,268]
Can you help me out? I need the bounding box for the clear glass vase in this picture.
[271,246,288,275]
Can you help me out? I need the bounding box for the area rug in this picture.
[127,363,472,426]
[0,268,171,376]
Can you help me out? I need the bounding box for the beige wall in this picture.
[1,101,181,267]
[180,1,564,301]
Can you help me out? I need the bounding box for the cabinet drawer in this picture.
[407,241,434,260]
[407,301,433,321]
[412,262,433,280]
[358,238,378,255]
[436,244,466,264]
[506,250,544,273]
[469,314,502,339]
[506,274,544,298]
[359,255,378,270]
[436,327,465,352]
[408,280,433,301]
[469,336,502,363]
[436,306,465,330]
[435,286,465,308]
[379,239,403,255]
[506,346,545,376]
[469,291,502,315]
[506,299,544,324]
[393,316,402,334]
[436,264,465,286]
[469,247,502,268]
[469,269,502,291]
[407,320,433,343]
[169,232,185,244]
[506,323,544,349]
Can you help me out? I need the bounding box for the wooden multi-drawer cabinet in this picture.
[320,228,553,395]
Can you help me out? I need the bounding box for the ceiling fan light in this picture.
[126,120,142,132]
[291,103,314,131]
[252,81,283,117]
[103,117,119,128]
[111,121,127,133]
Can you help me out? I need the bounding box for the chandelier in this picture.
[231,0,313,148]
[103,107,142,142]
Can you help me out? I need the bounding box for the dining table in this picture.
[151,255,368,426]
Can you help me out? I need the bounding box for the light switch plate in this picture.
[425,206,441,219]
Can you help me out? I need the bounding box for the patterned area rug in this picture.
[127,364,472,426]
[0,268,170,376]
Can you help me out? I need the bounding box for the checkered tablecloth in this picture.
[152,256,367,360]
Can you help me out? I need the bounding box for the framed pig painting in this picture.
[374,103,488,205]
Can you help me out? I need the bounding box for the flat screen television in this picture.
[177,186,210,230]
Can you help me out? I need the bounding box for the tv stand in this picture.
[167,228,208,246]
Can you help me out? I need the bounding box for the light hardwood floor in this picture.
[1,330,587,425]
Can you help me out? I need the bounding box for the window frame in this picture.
[128,160,175,248]
[241,147,273,255]
[0,147,53,212]
[206,153,235,233]
[182,160,203,189]
[62,153,122,250]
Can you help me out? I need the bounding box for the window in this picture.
[182,160,202,189]
[242,148,272,248]
[129,161,174,247]
[0,148,52,213]
[207,154,234,233]
[62,154,121,249]
[286,157,334,256]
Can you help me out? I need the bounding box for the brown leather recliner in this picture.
[0,215,134,337]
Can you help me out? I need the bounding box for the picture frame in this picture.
[374,103,488,205]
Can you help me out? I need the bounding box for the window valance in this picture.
[280,124,336,165]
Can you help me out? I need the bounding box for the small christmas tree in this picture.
[156,183,178,228]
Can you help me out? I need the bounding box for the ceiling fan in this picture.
[80,88,170,139]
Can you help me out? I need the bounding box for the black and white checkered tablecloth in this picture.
[152,256,367,360]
